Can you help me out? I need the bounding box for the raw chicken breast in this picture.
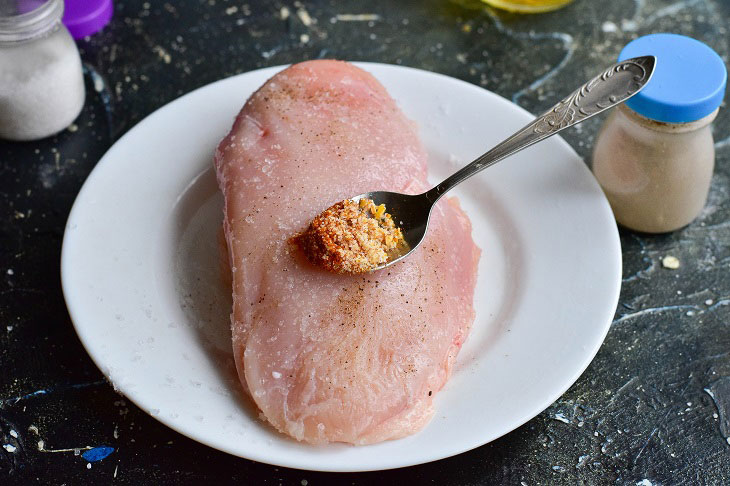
[214,60,480,445]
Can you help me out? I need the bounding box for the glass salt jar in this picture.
[0,0,85,141]
[592,34,727,233]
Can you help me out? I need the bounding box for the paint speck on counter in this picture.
[636,480,654,486]
[3,444,17,453]
[9,430,18,438]
[301,480,308,486]
[704,379,730,446]
[92,73,104,93]
[297,7,313,26]
[86,463,91,470]
[602,21,618,33]
[621,19,638,31]
[68,123,78,132]
[82,446,115,462]
[553,413,570,424]
[153,45,172,64]
[662,255,680,269]
[261,48,277,60]
[335,13,380,22]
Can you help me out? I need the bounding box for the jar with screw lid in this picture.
[592,33,727,233]
[0,0,85,141]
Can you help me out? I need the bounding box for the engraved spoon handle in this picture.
[425,55,656,203]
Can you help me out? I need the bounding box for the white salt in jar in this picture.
[592,34,727,233]
[0,0,85,141]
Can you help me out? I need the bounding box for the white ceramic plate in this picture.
[61,63,621,472]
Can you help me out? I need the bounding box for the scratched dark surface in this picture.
[1,0,729,484]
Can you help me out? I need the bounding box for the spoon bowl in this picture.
[353,55,656,272]
[351,190,435,267]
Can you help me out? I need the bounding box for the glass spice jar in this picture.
[592,33,727,233]
[0,0,85,141]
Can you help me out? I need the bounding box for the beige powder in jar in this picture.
[592,104,716,233]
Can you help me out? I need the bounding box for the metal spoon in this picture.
[352,55,656,271]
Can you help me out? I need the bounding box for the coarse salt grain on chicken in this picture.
[214,60,480,444]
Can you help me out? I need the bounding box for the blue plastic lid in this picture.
[619,33,727,123]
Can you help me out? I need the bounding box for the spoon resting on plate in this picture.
[298,55,656,274]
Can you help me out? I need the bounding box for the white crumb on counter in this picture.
[662,255,680,269]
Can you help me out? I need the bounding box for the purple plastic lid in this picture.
[62,0,112,39]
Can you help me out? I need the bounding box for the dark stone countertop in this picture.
[1,0,729,484]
